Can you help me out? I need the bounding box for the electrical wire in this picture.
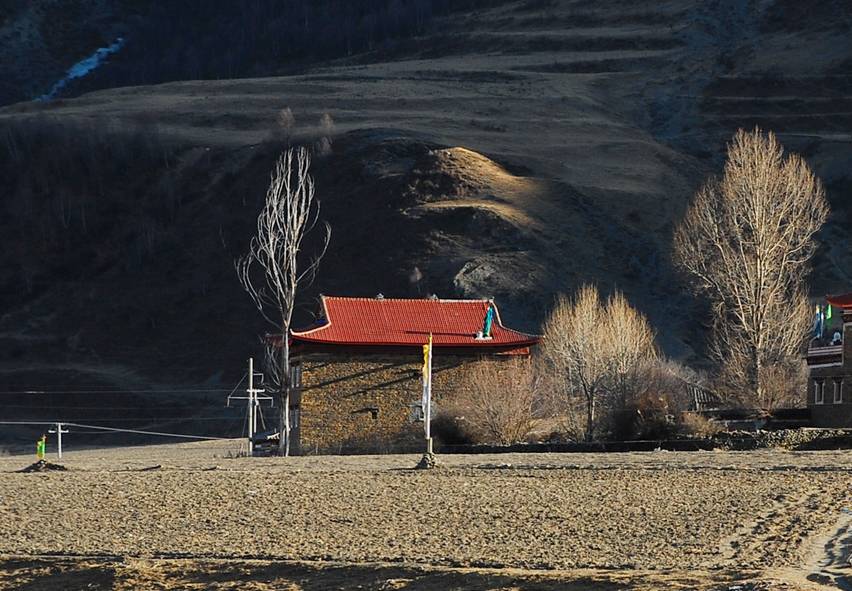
[0,388,235,394]
[63,422,230,440]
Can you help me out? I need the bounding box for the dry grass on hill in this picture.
[0,0,851,438]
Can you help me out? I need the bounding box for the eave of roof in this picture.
[826,292,852,309]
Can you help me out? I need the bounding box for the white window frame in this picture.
[834,379,843,404]
[814,380,825,405]
[290,364,302,389]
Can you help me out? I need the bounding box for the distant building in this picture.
[286,295,539,454]
[806,293,852,427]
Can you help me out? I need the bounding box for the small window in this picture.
[834,380,843,404]
[290,406,300,428]
[290,364,302,389]
[814,380,825,405]
[409,402,424,423]
[351,407,379,420]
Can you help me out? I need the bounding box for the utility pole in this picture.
[227,358,272,456]
[248,357,256,454]
[48,422,68,460]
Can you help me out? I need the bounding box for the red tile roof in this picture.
[291,296,539,348]
[827,292,852,310]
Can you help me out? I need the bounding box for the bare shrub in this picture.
[431,411,476,446]
[722,358,807,410]
[674,128,829,409]
[609,359,697,440]
[274,107,296,145]
[540,285,657,440]
[443,358,540,445]
[679,412,722,438]
[278,107,295,132]
[629,358,697,414]
[316,113,335,156]
[536,369,590,442]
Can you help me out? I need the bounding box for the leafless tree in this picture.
[276,107,295,145]
[316,113,335,156]
[606,291,658,407]
[450,358,541,445]
[236,147,330,455]
[541,285,657,440]
[673,129,828,408]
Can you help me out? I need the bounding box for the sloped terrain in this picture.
[0,0,850,434]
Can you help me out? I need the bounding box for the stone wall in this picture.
[439,428,852,453]
[296,352,481,454]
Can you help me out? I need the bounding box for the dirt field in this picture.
[0,442,850,589]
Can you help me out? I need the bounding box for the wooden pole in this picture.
[48,423,68,460]
[247,357,255,456]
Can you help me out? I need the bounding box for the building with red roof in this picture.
[806,292,852,427]
[286,295,539,454]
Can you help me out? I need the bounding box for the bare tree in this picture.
[541,286,608,441]
[316,113,335,156]
[276,107,295,145]
[606,291,658,407]
[450,358,540,445]
[541,285,657,440]
[236,147,330,455]
[673,129,828,408]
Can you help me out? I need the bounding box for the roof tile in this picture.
[291,296,538,347]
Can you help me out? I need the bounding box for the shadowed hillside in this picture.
[0,0,850,436]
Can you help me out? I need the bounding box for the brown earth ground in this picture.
[0,443,850,589]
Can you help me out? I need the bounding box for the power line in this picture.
[2,404,218,410]
[65,423,231,440]
[0,388,234,395]
[0,420,231,441]
[2,417,243,422]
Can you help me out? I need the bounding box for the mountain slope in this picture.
[0,0,850,432]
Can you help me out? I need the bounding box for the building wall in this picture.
[295,352,483,454]
[807,316,852,427]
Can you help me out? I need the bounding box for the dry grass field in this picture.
[0,442,850,589]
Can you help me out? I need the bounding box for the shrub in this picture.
[440,358,540,445]
[679,412,722,438]
[431,411,476,445]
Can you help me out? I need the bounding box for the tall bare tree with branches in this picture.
[236,147,330,455]
[674,128,828,408]
[541,286,608,441]
[606,291,658,407]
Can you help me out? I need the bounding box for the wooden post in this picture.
[55,423,65,459]
[47,424,68,460]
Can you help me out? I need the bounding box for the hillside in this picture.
[0,0,850,435]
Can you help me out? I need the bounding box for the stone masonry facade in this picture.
[294,352,484,454]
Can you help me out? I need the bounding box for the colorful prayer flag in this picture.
[483,305,494,338]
